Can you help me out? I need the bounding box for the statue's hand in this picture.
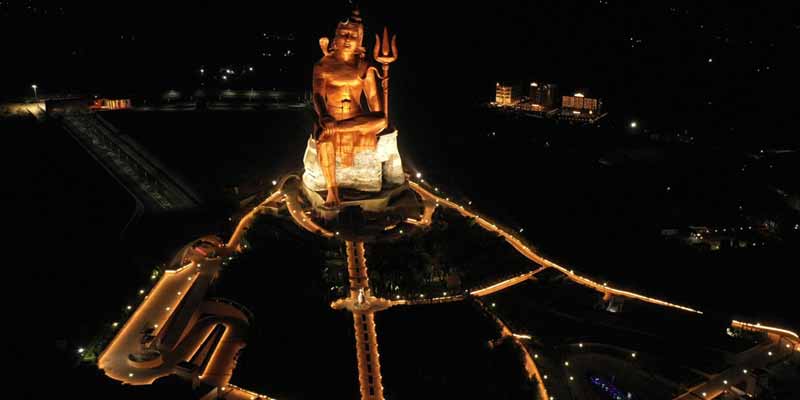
[319,117,337,138]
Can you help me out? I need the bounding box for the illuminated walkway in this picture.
[98,261,202,384]
[672,320,800,399]
[400,179,800,400]
[476,298,549,400]
[331,241,390,400]
[227,184,288,249]
[97,175,334,399]
[97,173,799,400]
[99,232,272,397]
[407,181,704,314]
[97,247,252,387]
[97,176,317,400]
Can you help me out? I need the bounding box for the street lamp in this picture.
[629,121,637,128]
[31,84,38,100]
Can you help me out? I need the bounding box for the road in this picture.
[61,113,200,211]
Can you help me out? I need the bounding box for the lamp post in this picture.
[31,84,38,100]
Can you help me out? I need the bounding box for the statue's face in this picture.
[333,24,361,54]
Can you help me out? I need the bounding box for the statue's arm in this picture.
[312,64,335,138]
[313,65,332,122]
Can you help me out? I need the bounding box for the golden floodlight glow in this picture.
[512,333,532,340]
[731,320,799,339]
[407,181,704,315]
[311,19,397,207]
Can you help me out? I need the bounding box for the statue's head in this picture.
[332,9,365,57]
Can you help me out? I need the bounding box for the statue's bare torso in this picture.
[315,58,370,120]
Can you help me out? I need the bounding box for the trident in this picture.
[373,27,398,120]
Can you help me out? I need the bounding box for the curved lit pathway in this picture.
[98,174,798,400]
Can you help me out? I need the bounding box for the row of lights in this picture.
[79,267,153,357]
[269,173,793,398]
[83,258,204,360]
[413,177,704,313]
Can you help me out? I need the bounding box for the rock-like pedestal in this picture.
[299,129,422,238]
[302,130,405,193]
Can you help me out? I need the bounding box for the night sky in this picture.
[3,1,798,141]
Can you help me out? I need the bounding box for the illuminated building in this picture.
[90,98,132,110]
[495,83,522,105]
[528,82,558,110]
[561,91,602,117]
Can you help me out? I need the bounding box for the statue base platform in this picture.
[302,183,411,216]
[291,179,424,241]
[302,130,405,193]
